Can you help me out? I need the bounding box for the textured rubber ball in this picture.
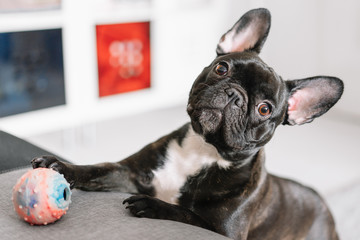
[12,168,72,225]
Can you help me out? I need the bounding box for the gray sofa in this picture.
[0,131,229,240]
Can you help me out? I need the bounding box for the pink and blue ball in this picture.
[12,168,71,225]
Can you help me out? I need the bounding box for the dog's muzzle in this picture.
[187,85,248,136]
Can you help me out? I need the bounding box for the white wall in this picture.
[0,0,359,138]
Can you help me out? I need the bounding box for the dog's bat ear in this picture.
[216,8,271,55]
[283,77,344,125]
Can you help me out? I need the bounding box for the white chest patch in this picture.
[151,127,231,204]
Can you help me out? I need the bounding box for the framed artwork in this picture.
[0,0,61,12]
[0,29,66,117]
[96,21,151,97]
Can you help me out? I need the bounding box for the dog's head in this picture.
[187,8,344,155]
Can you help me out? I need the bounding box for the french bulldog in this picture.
[32,8,343,240]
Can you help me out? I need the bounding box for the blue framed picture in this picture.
[0,28,66,117]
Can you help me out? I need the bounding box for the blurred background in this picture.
[0,0,359,238]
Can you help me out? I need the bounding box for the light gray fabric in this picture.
[3,170,360,240]
[0,168,230,240]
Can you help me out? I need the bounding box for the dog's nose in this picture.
[225,88,243,107]
[225,88,237,97]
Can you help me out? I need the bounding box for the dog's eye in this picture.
[215,62,228,76]
[257,103,272,117]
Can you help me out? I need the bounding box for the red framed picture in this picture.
[96,21,151,97]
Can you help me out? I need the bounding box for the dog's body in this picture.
[32,9,343,240]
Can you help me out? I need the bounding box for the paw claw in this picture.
[136,210,146,217]
[49,162,61,172]
[125,204,132,210]
[123,195,144,205]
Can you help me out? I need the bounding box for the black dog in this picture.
[32,8,343,240]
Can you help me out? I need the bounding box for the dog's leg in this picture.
[123,195,215,231]
[31,156,138,193]
[31,124,186,193]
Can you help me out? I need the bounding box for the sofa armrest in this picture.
[0,130,68,173]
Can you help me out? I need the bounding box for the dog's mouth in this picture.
[187,105,223,136]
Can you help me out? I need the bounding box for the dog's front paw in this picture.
[31,156,64,172]
[123,195,213,230]
[123,195,168,219]
[31,156,75,187]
